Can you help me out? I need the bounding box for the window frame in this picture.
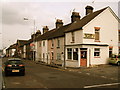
[109,47,113,57]
[94,27,100,42]
[51,39,54,48]
[67,48,72,59]
[94,48,100,57]
[57,53,61,60]
[71,32,75,43]
[73,48,78,60]
[57,39,60,48]
[43,41,45,46]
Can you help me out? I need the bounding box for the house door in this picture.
[80,48,87,67]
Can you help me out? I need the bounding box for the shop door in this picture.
[80,49,87,67]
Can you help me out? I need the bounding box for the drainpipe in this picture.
[64,35,66,69]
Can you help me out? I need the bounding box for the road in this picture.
[2,58,120,89]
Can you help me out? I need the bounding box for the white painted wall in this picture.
[65,7,119,67]
[65,30,83,45]
[41,40,48,63]
[83,8,119,55]
[36,41,42,61]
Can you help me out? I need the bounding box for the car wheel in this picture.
[117,62,120,66]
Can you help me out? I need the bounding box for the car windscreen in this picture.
[7,60,23,64]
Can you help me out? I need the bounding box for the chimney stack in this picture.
[56,19,63,28]
[43,26,49,34]
[71,12,80,23]
[85,6,94,15]
[36,30,41,36]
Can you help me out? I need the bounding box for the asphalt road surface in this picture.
[2,58,120,89]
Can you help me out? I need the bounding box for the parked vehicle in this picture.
[108,54,120,66]
[4,58,25,76]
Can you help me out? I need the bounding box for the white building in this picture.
[65,6,120,67]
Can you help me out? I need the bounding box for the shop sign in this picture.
[84,33,95,39]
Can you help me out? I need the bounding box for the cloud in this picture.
[2,2,32,25]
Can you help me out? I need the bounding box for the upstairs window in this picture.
[109,47,113,57]
[119,31,120,42]
[71,32,75,43]
[94,27,100,41]
[43,41,45,46]
[51,40,54,48]
[57,39,60,48]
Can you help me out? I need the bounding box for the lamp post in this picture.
[24,17,36,61]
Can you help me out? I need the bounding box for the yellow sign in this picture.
[84,33,95,39]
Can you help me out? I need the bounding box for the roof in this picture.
[17,40,28,47]
[9,44,17,49]
[47,23,71,39]
[65,7,108,33]
[36,29,56,41]
[36,23,71,41]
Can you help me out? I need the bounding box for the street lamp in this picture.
[24,17,36,61]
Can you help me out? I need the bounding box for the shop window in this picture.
[73,48,78,60]
[94,48,100,57]
[67,48,72,59]
[109,47,113,57]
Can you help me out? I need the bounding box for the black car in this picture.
[4,58,25,76]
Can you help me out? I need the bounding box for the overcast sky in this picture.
[0,0,119,49]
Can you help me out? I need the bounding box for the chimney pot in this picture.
[85,6,94,15]
[56,19,63,28]
[71,12,80,23]
[43,26,49,34]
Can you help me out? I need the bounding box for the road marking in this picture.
[84,83,120,88]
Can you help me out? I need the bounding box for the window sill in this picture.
[94,56,100,58]
[71,41,75,43]
[51,47,54,49]
[95,40,100,42]
[57,47,60,48]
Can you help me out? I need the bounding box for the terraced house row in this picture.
[6,5,120,68]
